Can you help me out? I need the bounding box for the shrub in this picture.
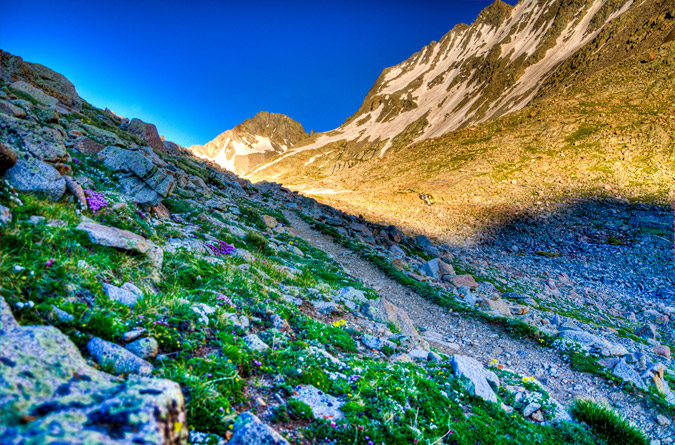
[570,399,648,445]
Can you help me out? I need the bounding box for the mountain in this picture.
[247,0,671,178]
[188,111,308,175]
[246,0,674,241]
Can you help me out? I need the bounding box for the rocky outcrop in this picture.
[0,50,82,112]
[450,355,500,403]
[0,297,188,445]
[127,118,166,153]
[0,114,68,162]
[98,146,176,206]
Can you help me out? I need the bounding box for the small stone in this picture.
[125,337,159,359]
[656,414,671,426]
[243,334,269,352]
[652,345,671,359]
[361,334,395,351]
[261,214,278,229]
[48,305,75,323]
[103,283,139,307]
[271,314,291,332]
[312,301,339,315]
[292,384,345,420]
[123,328,147,342]
[408,348,430,361]
[0,204,12,227]
[86,336,153,375]
[450,274,479,290]
[523,402,541,418]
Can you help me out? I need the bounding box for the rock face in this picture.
[127,118,166,153]
[0,50,82,112]
[0,297,188,445]
[99,146,176,206]
[87,336,154,375]
[188,111,309,175]
[4,158,65,200]
[450,355,499,403]
[0,114,67,162]
[75,221,163,269]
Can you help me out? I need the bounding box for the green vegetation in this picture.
[571,399,649,445]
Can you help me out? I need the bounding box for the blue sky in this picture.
[1,0,508,146]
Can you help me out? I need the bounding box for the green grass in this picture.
[570,399,648,445]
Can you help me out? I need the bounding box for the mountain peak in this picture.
[188,111,308,175]
[474,0,514,28]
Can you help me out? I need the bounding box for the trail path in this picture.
[284,210,673,439]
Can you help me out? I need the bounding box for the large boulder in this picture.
[363,297,418,337]
[559,330,628,356]
[4,158,65,200]
[1,50,82,112]
[420,258,455,280]
[0,297,188,445]
[73,136,104,155]
[291,385,345,420]
[75,221,163,270]
[450,355,499,403]
[127,118,165,153]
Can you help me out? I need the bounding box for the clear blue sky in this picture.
[1,0,508,147]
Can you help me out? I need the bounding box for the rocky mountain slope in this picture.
[246,0,674,225]
[0,23,673,445]
[188,111,308,176]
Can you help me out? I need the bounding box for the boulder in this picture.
[634,323,657,340]
[73,136,104,155]
[127,118,165,153]
[0,100,26,118]
[291,385,345,420]
[5,158,65,200]
[479,296,513,317]
[228,412,288,445]
[361,334,395,351]
[450,354,499,403]
[362,297,417,337]
[262,214,278,229]
[312,301,340,315]
[612,359,646,390]
[335,286,367,304]
[75,221,163,269]
[559,330,628,356]
[421,258,455,280]
[86,337,153,375]
[0,297,186,444]
[9,80,58,107]
[449,274,479,290]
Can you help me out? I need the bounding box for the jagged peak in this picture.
[474,0,514,28]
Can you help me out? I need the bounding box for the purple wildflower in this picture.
[205,240,235,257]
[84,189,108,214]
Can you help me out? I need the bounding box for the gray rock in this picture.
[421,258,455,280]
[48,305,75,323]
[10,80,58,106]
[0,295,187,445]
[72,136,104,155]
[228,412,288,445]
[0,141,18,174]
[362,297,418,337]
[123,328,147,342]
[221,312,250,331]
[0,100,26,118]
[0,114,67,161]
[559,330,628,356]
[361,334,395,351]
[634,324,657,340]
[450,354,499,403]
[87,337,153,375]
[63,175,87,209]
[408,348,430,361]
[292,384,345,420]
[76,221,163,270]
[227,225,247,239]
[335,286,367,303]
[0,204,11,227]
[312,301,340,315]
[271,314,291,331]
[5,158,65,201]
[125,337,159,359]
[232,248,255,262]
[243,334,269,352]
[103,283,140,307]
[282,294,303,306]
[613,359,646,390]
[523,402,541,418]
[127,118,166,153]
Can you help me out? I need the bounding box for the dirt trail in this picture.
[284,210,672,438]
